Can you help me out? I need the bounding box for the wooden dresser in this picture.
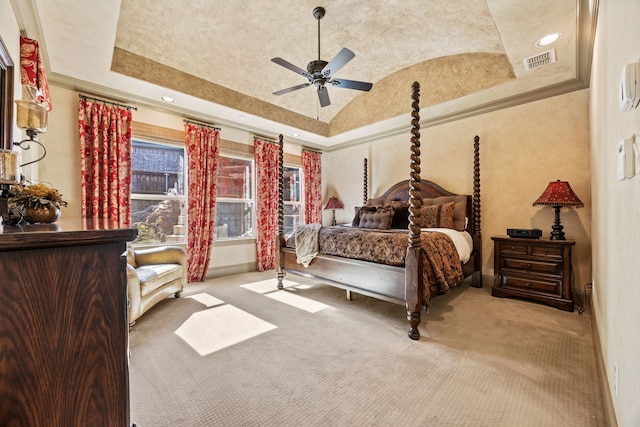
[0,220,136,426]
[491,235,574,311]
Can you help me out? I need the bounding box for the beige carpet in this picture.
[129,271,605,426]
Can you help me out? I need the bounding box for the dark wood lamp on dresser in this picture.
[0,220,136,426]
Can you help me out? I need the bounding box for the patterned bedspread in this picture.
[285,225,463,298]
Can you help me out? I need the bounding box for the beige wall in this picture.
[590,1,640,425]
[324,90,592,291]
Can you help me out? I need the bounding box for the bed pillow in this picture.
[365,197,386,207]
[417,201,456,229]
[389,203,410,229]
[359,211,392,230]
[422,195,467,231]
[352,206,377,227]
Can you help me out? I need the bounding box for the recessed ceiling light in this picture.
[292,133,300,137]
[536,32,562,47]
[161,96,175,103]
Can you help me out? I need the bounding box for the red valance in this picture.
[20,36,52,111]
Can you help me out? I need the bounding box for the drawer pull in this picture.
[526,282,532,287]
[527,263,532,268]
[511,246,516,250]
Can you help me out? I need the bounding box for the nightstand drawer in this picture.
[503,257,562,275]
[502,274,560,295]
[498,243,528,256]
[530,245,563,258]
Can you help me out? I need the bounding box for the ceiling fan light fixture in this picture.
[535,32,562,47]
[270,6,372,107]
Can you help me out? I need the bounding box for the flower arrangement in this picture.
[8,183,68,210]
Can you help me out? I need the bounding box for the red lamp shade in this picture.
[324,196,344,210]
[533,180,583,240]
[324,196,343,226]
[533,180,584,208]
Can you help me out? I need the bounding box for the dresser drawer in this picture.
[498,243,528,256]
[530,244,563,258]
[502,257,562,275]
[501,274,561,295]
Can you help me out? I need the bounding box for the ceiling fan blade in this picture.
[330,78,373,92]
[321,47,355,78]
[317,86,331,107]
[273,83,311,96]
[271,57,310,78]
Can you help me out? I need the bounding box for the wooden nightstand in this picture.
[491,235,574,311]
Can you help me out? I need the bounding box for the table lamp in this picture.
[533,180,584,240]
[324,196,343,226]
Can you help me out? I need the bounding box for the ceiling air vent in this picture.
[523,49,556,71]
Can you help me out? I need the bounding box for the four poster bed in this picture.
[275,81,482,340]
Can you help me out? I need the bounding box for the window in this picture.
[215,156,254,239]
[283,166,303,234]
[130,139,186,245]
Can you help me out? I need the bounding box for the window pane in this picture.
[284,203,300,235]
[132,141,185,195]
[218,157,252,199]
[283,167,300,202]
[215,201,254,239]
[131,199,186,244]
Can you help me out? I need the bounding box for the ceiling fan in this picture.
[271,6,373,108]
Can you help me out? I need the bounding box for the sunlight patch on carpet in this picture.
[175,305,277,356]
[186,293,225,307]
[241,278,301,294]
[265,290,330,313]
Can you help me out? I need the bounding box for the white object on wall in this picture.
[620,62,640,112]
[634,134,640,176]
[618,137,634,180]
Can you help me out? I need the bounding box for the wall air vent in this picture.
[523,49,556,71]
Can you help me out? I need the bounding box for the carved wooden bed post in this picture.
[471,135,482,288]
[363,158,368,205]
[405,81,423,340]
[275,134,286,290]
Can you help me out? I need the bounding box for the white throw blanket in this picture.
[294,224,322,267]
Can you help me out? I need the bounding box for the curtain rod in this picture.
[302,146,322,154]
[79,94,137,111]
[253,134,278,143]
[183,119,220,131]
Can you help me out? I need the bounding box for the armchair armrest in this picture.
[133,246,186,268]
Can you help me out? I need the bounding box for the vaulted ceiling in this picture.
[13,0,596,148]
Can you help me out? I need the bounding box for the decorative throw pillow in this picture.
[422,195,467,231]
[389,203,410,229]
[352,206,377,226]
[365,197,386,207]
[359,211,392,230]
[417,201,456,229]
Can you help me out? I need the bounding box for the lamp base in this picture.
[550,205,566,240]
[331,209,337,226]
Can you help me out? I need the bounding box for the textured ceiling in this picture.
[15,0,590,147]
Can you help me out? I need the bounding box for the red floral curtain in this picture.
[302,149,322,224]
[78,99,132,224]
[184,123,220,282]
[254,137,280,271]
[19,36,52,111]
